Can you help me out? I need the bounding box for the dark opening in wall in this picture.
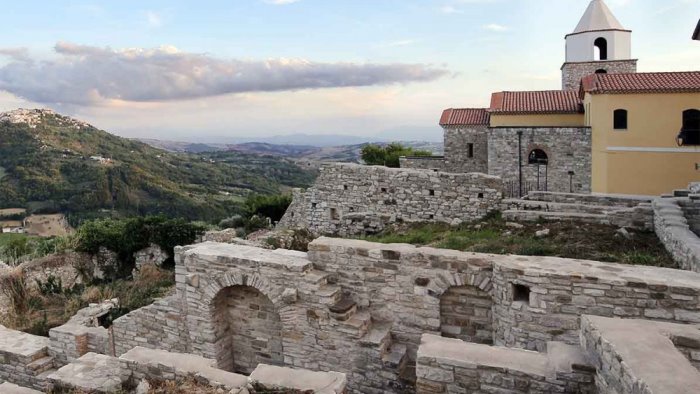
[429,189,435,196]
[467,143,474,158]
[512,284,531,303]
[311,203,317,209]
[343,185,348,190]
[330,208,339,220]
[381,187,387,193]
[595,69,608,74]
[429,214,434,220]
[478,193,484,199]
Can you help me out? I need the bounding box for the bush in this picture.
[244,194,292,223]
[361,143,433,168]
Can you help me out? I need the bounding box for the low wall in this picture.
[654,197,700,272]
[398,156,446,171]
[416,334,595,394]
[278,163,503,236]
[111,296,189,356]
[0,325,52,391]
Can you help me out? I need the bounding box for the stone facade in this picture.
[561,59,638,90]
[278,163,503,236]
[488,127,592,197]
[654,194,700,272]
[444,125,489,174]
[398,156,446,171]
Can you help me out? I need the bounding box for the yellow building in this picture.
[581,72,700,195]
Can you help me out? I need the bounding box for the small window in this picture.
[429,189,435,196]
[679,109,700,146]
[467,143,474,158]
[594,37,608,61]
[528,149,548,165]
[311,203,317,209]
[343,185,348,190]
[478,193,484,199]
[330,208,339,220]
[381,187,387,193]
[595,69,607,74]
[614,109,628,130]
[513,284,531,303]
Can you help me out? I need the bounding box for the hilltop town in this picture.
[0,1,699,394]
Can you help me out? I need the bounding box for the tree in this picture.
[361,143,433,168]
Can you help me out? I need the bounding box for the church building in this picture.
[402,0,700,196]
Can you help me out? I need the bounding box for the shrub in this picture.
[361,143,432,168]
[0,269,29,316]
[35,275,64,295]
[244,194,293,223]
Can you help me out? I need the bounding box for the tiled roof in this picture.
[439,108,490,126]
[489,90,583,115]
[581,71,700,96]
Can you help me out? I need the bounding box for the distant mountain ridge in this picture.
[0,109,315,223]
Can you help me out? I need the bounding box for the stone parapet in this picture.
[654,197,700,272]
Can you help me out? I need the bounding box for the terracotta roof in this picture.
[488,90,583,115]
[580,71,700,96]
[439,108,490,126]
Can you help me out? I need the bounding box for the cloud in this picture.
[145,11,163,28]
[0,42,448,107]
[483,23,509,32]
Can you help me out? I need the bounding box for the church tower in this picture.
[561,0,637,90]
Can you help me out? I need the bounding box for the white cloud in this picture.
[0,42,449,107]
[483,23,509,32]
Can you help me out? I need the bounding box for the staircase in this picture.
[502,192,653,230]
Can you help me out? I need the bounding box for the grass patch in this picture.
[362,216,675,268]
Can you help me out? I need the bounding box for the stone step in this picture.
[316,285,342,305]
[304,270,330,285]
[0,382,44,394]
[503,199,612,215]
[359,322,393,355]
[337,310,371,339]
[329,297,357,321]
[382,343,408,370]
[26,356,54,375]
[503,210,609,225]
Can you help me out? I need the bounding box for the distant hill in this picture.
[0,109,316,224]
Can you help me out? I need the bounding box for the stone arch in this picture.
[202,272,292,374]
[431,271,494,344]
[210,284,284,374]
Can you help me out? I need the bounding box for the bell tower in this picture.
[561,0,637,90]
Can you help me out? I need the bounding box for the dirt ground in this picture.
[23,214,73,237]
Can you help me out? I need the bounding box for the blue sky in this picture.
[0,0,698,142]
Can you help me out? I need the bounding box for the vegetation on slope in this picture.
[361,142,433,167]
[0,111,315,224]
[363,213,675,267]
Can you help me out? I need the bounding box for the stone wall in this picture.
[488,127,592,197]
[561,59,637,90]
[277,163,503,236]
[416,334,595,394]
[0,325,53,391]
[654,197,700,272]
[439,285,492,344]
[444,125,489,174]
[398,156,446,171]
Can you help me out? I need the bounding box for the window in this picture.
[429,189,435,196]
[594,37,608,60]
[595,69,607,74]
[512,284,531,303]
[528,149,548,165]
[329,208,339,220]
[467,143,474,158]
[614,109,628,130]
[679,109,700,146]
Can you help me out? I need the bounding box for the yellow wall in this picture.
[587,92,700,195]
[489,113,585,127]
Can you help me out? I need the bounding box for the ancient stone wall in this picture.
[398,156,446,171]
[416,334,595,394]
[444,125,489,173]
[277,163,503,236]
[654,197,700,272]
[488,127,591,197]
[439,285,492,344]
[0,325,53,391]
[561,59,637,90]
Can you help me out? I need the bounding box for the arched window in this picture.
[614,109,628,130]
[595,69,608,74]
[679,109,700,146]
[594,37,608,61]
[528,149,548,165]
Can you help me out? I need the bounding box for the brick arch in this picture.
[526,144,551,166]
[429,271,494,298]
[202,271,284,309]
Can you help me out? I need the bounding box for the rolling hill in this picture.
[0,109,316,224]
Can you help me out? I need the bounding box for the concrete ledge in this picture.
[181,242,312,272]
[0,382,42,394]
[248,364,347,394]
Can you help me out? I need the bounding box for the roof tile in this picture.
[581,71,700,96]
[439,108,490,126]
[488,90,583,115]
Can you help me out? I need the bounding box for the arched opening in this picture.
[614,109,628,130]
[594,37,608,60]
[528,149,548,165]
[595,69,608,74]
[211,285,283,374]
[679,109,700,146]
[439,285,493,344]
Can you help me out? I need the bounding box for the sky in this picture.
[0,0,698,143]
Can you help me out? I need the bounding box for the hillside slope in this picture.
[0,109,315,223]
